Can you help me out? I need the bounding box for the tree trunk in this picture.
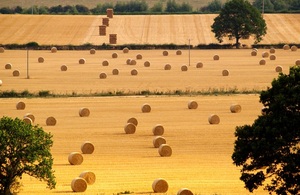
[236,37,241,48]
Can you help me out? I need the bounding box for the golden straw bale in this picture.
[51,47,57,53]
[71,177,87,192]
[270,54,276,60]
[283,44,290,50]
[222,69,229,76]
[251,50,257,56]
[152,178,168,193]
[102,17,109,26]
[213,54,219,60]
[79,171,96,185]
[164,64,171,70]
[12,70,20,77]
[136,54,143,60]
[112,68,119,75]
[270,48,276,54]
[126,58,132,65]
[5,63,12,69]
[23,117,32,125]
[291,45,298,51]
[163,51,168,56]
[112,52,118,58]
[295,60,300,66]
[181,65,188,71]
[144,61,150,67]
[153,136,166,148]
[275,66,283,73]
[102,60,109,66]
[38,57,44,63]
[127,117,138,126]
[79,58,86,64]
[16,101,26,110]
[152,124,164,136]
[130,59,137,65]
[0,47,4,53]
[68,152,83,165]
[90,49,96,54]
[259,59,266,65]
[106,8,113,18]
[99,72,107,79]
[81,141,94,154]
[196,62,203,68]
[177,188,194,195]
[131,69,138,76]
[24,113,35,123]
[46,116,57,126]
[79,107,90,117]
[124,123,136,134]
[158,144,172,157]
[188,100,198,109]
[60,65,68,71]
[0,80,2,86]
[141,103,151,113]
[262,51,269,58]
[208,114,220,124]
[230,104,242,113]
[176,50,182,55]
[123,47,129,53]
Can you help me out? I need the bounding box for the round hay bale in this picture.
[123,47,129,53]
[261,106,267,115]
[51,47,57,53]
[0,47,5,53]
[16,101,26,110]
[177,188,193,195]
[124,123,136,134]
[144,61,150,67]
[153,136,166,148]
[291,45,298,51]
[68,152,83,165]
[46,116,56,126]
[213,54,219,60]
[130,59,137,65]
[259,59,266,65]
[208,114,220,124]
[127,117,138,126]
[23,117,32,125]
[90,48,96,54]
[295,60,300,66]
[126,58,132,65]
[38,57,44,63]
[99,72,107,79]
[0,80,2,86]
[262,51,269,58]
[131,69,138,76]
[164,64,171,70]
[79,171,96,185]
[60,65,68,71]
[71,177,87,192]
[79,107,90,117]
[136,54,143,60]
[283,44,290,50]
[102,60,109,66]
[112,52,118,58]
[163,50,168,56]
[181,65,188,71]
[188,100,198,109]
[230,104,242,113]
[270,48,276,54]
[81,141,94,154]
[251,50,257,56]
[152,124,164,136]
[196,62,203,68]
[158,144,172,157]
[222,69,229,76]
[176,50,182,55]
[5,63,12,69]
[141,103,151,113]
[152,178,168,193]
[270,54,276,60]
[79,58,86,64]
[112,68,119,75]
[24,113,35,123]
[275,66,283,73]
[13,70,20,77]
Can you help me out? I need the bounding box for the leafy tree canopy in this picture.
[232,66,300,195]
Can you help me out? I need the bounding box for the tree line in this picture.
[0,0,300,15]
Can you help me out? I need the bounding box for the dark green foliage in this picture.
[200,0,223,13]
[0,117,56,194]
[211,0,267,47]
[232,66,300,195]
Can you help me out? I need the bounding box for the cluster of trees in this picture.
[253,0,300,12]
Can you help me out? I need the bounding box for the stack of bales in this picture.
[109,34,117,44]
[107,9,113,18]
[102,17,109,26]
[99,25,106,36]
